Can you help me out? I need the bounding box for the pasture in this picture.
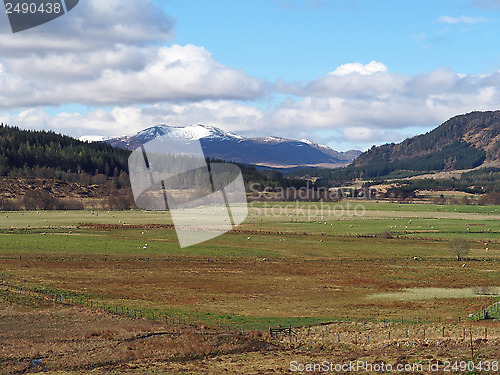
[0,201,499,373]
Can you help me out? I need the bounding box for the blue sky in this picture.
[166,0,500,80]
[1,0,500,151]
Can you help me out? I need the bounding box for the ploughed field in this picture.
[0,201,499,373]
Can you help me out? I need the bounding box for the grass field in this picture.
[0,201,499,373]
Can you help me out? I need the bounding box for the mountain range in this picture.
[82,110,500,176]
[104,124,362,168]
[2,109,498,207]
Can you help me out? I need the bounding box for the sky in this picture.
[1,0,500,151]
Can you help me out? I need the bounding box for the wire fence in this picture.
[270,320,500,347]
[0,283,192,326]
[2,280,499,343]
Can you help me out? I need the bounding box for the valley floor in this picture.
[0,202,499,373]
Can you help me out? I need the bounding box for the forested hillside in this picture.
[0,124,131,183]
[353,111,500,167]
[291,111,500,188]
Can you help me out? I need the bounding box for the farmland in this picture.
[0,201,499,373]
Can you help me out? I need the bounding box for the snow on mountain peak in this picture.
[132,124,242,142]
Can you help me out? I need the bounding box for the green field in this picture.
[0,201,499,330]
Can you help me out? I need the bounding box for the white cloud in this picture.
[84,44,265,103]
[4,60,500,149]
[267,62,500,145]
[342,127,389,142]
[438,15,488,25]
[329,61,388,76]
[0,44,266,107]
[141,101,265,135]
[0,0,174,53]
[3,45,153,80]
[0,0,267,108]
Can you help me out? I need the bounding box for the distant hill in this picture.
[106,124,361,168]
[353,110,500,171]
[289,111,500,189]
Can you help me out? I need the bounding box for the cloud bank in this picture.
[1,0,500,149]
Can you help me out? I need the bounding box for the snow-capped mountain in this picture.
[105,124,361,168]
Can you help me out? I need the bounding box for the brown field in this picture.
[0,204,499,373]
[1,291,499,374]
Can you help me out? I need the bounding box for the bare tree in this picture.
[450,238,470,261]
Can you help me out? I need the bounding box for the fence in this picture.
[271,320,500,347]
[472,301,500,321]
[269,325,297,338]
[0,283,191,326]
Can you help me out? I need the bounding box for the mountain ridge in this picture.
[353,110,500,168]
[105,124,361,168]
